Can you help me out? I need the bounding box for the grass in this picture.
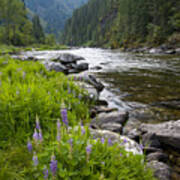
[0,55,156,180]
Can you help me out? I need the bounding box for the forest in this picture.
[62,0,180,48]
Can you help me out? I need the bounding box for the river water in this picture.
[25,48,180,123]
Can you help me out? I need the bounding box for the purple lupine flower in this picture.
[57,119,61,130]
[108,138,112,146]
[27,140,33,152]
[56,131,61,142]
[123,138,128,144]
[39,129,43,142]
[50,155,58,176]
[68,138,73,146]
[43,166,49,179]
[81,126,85,135]
[139,144,144,151]
[101,137,105,144]
[33,152,38,166]
[120,153,123,157]
[61,108,68,126]
[86,144,92,155]
[33,128,39,142]
[36,116,40,130]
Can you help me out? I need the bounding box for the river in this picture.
[25,48,180,124]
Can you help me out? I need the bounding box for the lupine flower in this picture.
[43,166,49,179]
[86,144,92,155]
[39,129,43,142]
[57,119,61,130]
[33,128,39,142]
[36,116,40,130]
[27,140,33,152]
[68,138,73,146]
[33,152,38,166]
[108,138,112,146]
[139,144,144,151]
[81,126,85,135]
[61,108,68,126]
[120,153,123,157]
[56,131,61,142]
[123,138,128,144]
[101,137,105,144]
[50,155,58,176]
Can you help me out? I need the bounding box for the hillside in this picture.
[24,0,88,34]
[62,0,180,48]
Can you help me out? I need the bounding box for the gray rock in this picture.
[75,63,89,71]
[90,66,102,70]
[44,61,68,73]
[149,48,163,54]
[53,53,85,64]
[90,129,143,155]
[91,111,129,130]
[165,49,176,54]
[101,123,122,133]
[147,161,171,180]
[147,152,168,163]
[139,120,180,150]
[175,48,180,55]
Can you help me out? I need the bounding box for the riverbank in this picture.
[0,54,156,179]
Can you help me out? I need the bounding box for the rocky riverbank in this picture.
[12,50,180,180]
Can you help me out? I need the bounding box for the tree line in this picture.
[0,0,55,46]
[62,0,180,48]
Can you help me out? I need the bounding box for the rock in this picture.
[139,120,180,150]
[175,48,180,55]
[90,66,102,70]
[149,48,163,54]
[156,100,180,110]
[12,55,38,61]
[147,152,169,163]
[142,133,161,149]
[53,53,85,64]
[44,61,68,73]
[90,129,143,155]
[101,123,122,133]
[143,147,163,155]
[91,111,129,130]
[165,49,176,54]
[75,63,89,71]
[92,106,118,114]
[147,161,171,180]
[126,128,141,142]
[75,81,99,100]
[96,99,108,106]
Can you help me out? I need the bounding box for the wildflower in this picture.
[123,138,128,144]
[81,125,85,135]
[50,155,58,176]
[36,115,40,130]
[27,140,33,152]
[86,144,92,155]
[101,137,105,144]
[33,152,38,166]
[139,144,144,151]
[39,129,43,142]
[68,138,73,146]
[43,166,49,179]
[33,128,39,142]
[108,138,112,146]
[57,119,61,130]
[61,107,68,126]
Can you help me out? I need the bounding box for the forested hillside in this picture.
[62,0,180,48]
[0,0,45,46]
[24,0,88,35]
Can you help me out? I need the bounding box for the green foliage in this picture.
[62,0,180,47]
[0,57,90,142]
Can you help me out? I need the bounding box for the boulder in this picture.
[90,129,143,155]
[91,111,129,131]
[149,48,163,54]
[165,49,176,54]
[53,53,85,64]
[175,48,180,55]
[44,61,68,73]
[139,120,180,150]
[146,152,169,163]
[90,66,102,70]
[75,63,89,71]
[147,161,171,180]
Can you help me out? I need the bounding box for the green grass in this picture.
[0,55,156,180]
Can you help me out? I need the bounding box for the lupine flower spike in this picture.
[101,137,105,144]
[61,104,68,126]
[32,152,38,166]
[27,139,33,153]
[108,138,112,146]
[50,155,58,177]
[86,144,92,162]
[33,128,39,143]
[43,166,49,179]
[36,115,40,130]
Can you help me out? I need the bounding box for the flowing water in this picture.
[25,48,180,123]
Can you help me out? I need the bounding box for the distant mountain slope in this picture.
[24,0,88,34]
[62,0,180,48]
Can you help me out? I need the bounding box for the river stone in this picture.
[44,61,68,73]
[91,111,129,130]
[139,120,180,150]
[53,53,85,64]
[149,48,163,54]
[146,152,169,163]
[147,161,171,180]
[90,129,143,155]
[100,123,122,133]
[75,63,89,71]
